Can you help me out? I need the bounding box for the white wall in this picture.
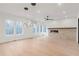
[43,19,77,28]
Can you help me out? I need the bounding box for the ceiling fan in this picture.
[44,16,54,21]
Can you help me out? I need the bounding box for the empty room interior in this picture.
[0,3,78,56]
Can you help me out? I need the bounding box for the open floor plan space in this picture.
[0,3,78,56]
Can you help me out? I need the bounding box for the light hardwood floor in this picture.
[0,36,79,56]
[0,28,78,56]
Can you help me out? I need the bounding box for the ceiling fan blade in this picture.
[44,16,54,21]
[47,19,54,20]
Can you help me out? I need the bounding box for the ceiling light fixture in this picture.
[57,3,62,6]
[31,3,36,6]
[37,10,41,13]
[24,7,28,10]
[62,11,66,14]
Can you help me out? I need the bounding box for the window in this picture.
[15,21,22,35]
[37,25,39,32]
[43,26,47,32]
[5,20,23,36]
[40,25,42,32]
[5,20,14,35]
[32,27,35,33]
[32,24,36,33]
[32,24,48,34]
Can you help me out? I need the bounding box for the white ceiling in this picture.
[0,3,79,21]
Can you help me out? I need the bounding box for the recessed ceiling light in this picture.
[37,10,41,13]
[57,3,62,6]
[62,11,66,14]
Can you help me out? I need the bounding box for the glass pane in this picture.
[5,20,14,35]
[40,25,42,32]
[33,27,35,33]
[37,25,39,32]
[32,24,37,33]
[16,22,22,34]
[43,26,46,32]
